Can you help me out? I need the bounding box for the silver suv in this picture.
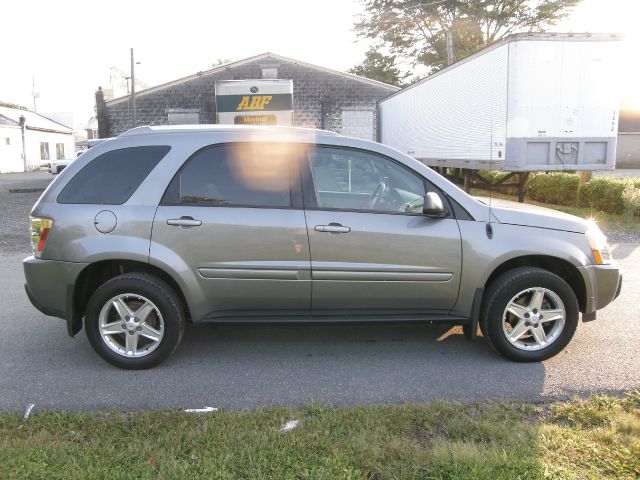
[24,125,622,369]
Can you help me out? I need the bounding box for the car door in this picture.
[302,145,462,313]
[150,142,311,321]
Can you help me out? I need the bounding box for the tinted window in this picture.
[163,143,292,208]
[307,147,426,214]
[58,146,170,205]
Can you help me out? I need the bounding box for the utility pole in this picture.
[31,75,40,112]
[19,115,27,172]
[130,48,137,128]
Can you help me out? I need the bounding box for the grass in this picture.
[0,394,638,479]
[470,188,640,233]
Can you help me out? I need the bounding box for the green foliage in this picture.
[576,177,638,215]
[1,396,639,479]
[551,395,618,429]
[0,100,28,110]
[621,182,640,217]
[526,174,640,216]
[477,170,510,183]
[527,173,580,205]
[354,0,580,74]
[211,58,232,67]
[348,48,405,86]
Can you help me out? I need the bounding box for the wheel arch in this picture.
[483,255,587,314]
[70,259,191,336]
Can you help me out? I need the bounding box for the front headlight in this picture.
[586,222,612,265]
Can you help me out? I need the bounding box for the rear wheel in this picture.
[85,273,185,369]
[481,267,579,362]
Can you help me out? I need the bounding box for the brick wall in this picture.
[101,56,396,139]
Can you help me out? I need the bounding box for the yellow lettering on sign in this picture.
[236,96,250,111]
[249,96,263,110]
[260,96,272,109]
[236,95,275,111]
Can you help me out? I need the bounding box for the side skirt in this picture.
[196,314,471,327]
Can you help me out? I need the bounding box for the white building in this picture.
[0,106,74,173]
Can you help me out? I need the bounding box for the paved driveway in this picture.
[0,173,637,412]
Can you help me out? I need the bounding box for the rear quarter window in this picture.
[57,145,171,205]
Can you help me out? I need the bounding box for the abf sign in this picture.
[236,95,273,111]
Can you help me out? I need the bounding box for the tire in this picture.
[480,267,579,362]
[85,273,185,369]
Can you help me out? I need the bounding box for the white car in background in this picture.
[49,139,107,174]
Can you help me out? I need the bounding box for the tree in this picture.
[0,101,28,110]
[348,48,405,85]
[212,58,233,67]
[354,0,580,74]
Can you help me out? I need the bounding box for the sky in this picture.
[1,0,638,130]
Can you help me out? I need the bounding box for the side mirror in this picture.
[423,192,449,217]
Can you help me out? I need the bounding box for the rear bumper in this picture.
[23,256,88,335]
[580,261,622,316]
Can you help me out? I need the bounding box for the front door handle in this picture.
[315,224,351,233]
[167,217,202,227]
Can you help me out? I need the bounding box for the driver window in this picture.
[307,147,426,214]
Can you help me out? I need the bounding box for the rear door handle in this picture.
[315,224,351,233]
[167,217,202,227]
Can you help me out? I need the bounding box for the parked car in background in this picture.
[24,125,622,369]
[48,158,74,174]
[48,140,106,174]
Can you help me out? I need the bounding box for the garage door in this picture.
[341,110,374,141]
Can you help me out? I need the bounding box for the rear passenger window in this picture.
[162,143,292,208]
[58,146,170,205]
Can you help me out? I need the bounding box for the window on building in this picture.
[262,68,278,79]
[162,143,292,208]
[92,129,98,139]
[4,138,9,146]
[58,146,171,205]
[56,143,65,160]
[40,142,50,160]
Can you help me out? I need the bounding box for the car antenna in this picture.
[487,121,494,239]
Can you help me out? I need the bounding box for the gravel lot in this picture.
[0,172,52,253]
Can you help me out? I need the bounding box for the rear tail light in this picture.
[30,217,53,257]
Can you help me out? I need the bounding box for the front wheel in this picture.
[481,267,579,362]
[85,273,185,369]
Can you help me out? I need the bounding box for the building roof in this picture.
[0,114,20,127]
[86,116,98,129]
[39,112,74,129]
[0,106,74,134]
[106,52,400,106]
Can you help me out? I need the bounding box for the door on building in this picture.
[340,109,375,141]
[301,145,462,314]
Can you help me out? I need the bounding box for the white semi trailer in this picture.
[215,79,294,126]
[379,33,622,173]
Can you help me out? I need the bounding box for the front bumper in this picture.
[23,256,88,335]
[580,261,622,317]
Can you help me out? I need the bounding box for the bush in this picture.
[575,177,640,215]
[477,170,510,183]
[577,178,628,214]
[622,182,640,216]
[527,173,580,205]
